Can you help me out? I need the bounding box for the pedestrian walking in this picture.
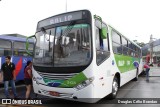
[144,62,150,82]
[24,61,32,99]
[24,61,38,99]
[0,56,18,99]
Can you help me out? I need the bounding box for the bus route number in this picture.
[67,81,76,85]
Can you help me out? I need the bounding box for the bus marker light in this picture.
[99,77,103,80]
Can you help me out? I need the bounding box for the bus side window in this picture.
[128,42,132,56]
[112,30,122,54]
[13,41,33,56]
[0,39,12,56]
[135,52,138,58]
[95,24,110,65]
[122,37,128,55]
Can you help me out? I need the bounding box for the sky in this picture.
[0,0,160,43]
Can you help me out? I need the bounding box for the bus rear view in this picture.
[32,10,95,103]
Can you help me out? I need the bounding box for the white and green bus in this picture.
[26,10,143,103]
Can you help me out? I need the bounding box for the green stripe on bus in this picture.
[43,72,87,88]
[114,54,140,73]
[59,72,87,88]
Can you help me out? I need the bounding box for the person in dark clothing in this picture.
[0,56,18,98]
[24,61,38,99]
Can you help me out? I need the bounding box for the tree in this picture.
[133,40,146,47]
[138,42,145,47]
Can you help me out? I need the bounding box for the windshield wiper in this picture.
[59,21,76,45]
[61,21,76,37]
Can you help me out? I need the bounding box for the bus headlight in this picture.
[74,77,94,91]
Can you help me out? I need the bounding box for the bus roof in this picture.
[108,25,141,49]
[0,35,34,43]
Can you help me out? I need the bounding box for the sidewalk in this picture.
[149,67,160,76]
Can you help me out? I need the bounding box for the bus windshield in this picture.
[34,23,92,67]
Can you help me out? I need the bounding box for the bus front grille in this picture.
[37,71,78,80]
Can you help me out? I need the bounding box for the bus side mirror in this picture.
[100,27,107,39]
[26,35,35,56]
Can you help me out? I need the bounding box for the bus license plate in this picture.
[49,91,60,97]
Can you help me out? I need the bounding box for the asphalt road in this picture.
[0,74,160,107]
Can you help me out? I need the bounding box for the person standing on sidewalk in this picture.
[144,62,150,82]
[0,56,18,98]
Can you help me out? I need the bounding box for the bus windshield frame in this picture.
[33,10,93,69]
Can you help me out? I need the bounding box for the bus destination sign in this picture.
[37,11,83,29]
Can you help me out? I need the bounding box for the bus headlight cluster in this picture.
[74,77,94,91]
[32,77,39,85]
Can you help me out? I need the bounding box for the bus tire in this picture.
[134,68,139,81]
[110,77,119,99]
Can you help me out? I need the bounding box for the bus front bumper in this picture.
[32,80,97,103]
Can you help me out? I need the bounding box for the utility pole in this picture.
[149,35,154,64]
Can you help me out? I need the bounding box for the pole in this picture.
[150,35,153,64]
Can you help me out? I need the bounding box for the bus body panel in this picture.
[108,26,143,87]
[92,57,114,98]
[91,21,114,99]
[12,56,32,81]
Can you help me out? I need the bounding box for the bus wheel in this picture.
[110,77,119,99]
